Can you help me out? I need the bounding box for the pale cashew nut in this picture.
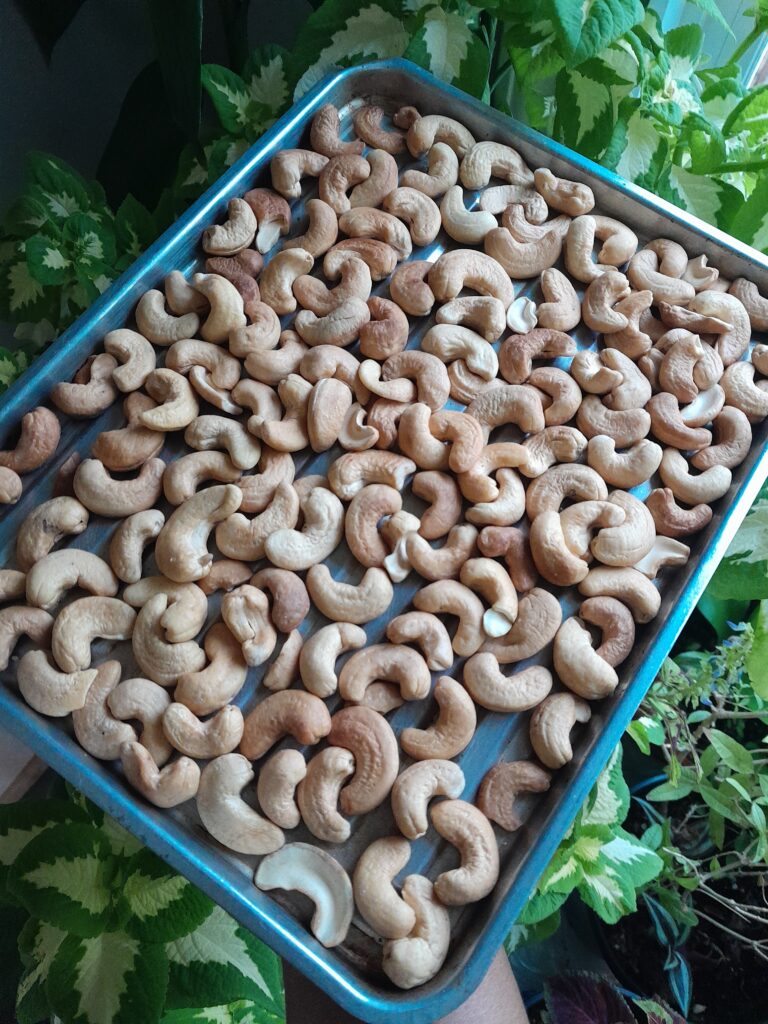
[627,248,695,305]
[263,629,302,692]
[497,328,575,384]
[359,296,409,360]
[184,415,261,471]
[350,150,399,208]
[576,396,651,448]
[198,559,251,596]
[121,742,198,806]
[283,197,338,258]
[52,597,134,673]
[329,449,415,500]
[0,405,60,473]
[243,187,291,253]
[255,843,353,948]
[400,676,476,760]
[529,510,590,586]
[534,167,594,215]
[431,800,499,905]
[271,149,328,199]
[353,105,406,154]
[51,353,119,417]
[156,484,242,582]
[338,207,412,260]
[435,295,506,342]
[553,616,619,699]
[319,154,371,214]
[537,267,581,332]
[216,481,299,561]
[460,557,518,637]
[339,643,431,703]
[162,703,243,758]
[400,142,459,197]
[407,114,476,158]
[353,837,414,940]
[412,471,461,540]
[139,368,198,431]
[692,406,751,470]
[328,705,399,814]
[477,761,551,831]
[165,270,208,315]
[634,535,690,578]
[198,754,283,853]
[265,486,344,570]
[529,367,582,425]
[221,584,277,667]
[389,259,435,317]
[659,447,732,504]
[391,760,465,840]
[482,587,562,664]
[582,272,631,333]
[590,489,656,566]
[721,360,768,422]
[324,238,398,280]
[295,297,371,348]
[413,579,485,657]
[421,324,498,381]
[295,255,371,316]
[689,290,750,365]
[108,677,173,766]
[520,426,587,478]
[478,526,537,593]
[559,499,625,558]
[429,248,514,308]
[386,612,453,672]
[122,575,208,643]
[73,457,165,517]
[729,277,768,330]
[440,186,497,244]
[26,549,118,610]
[174,621,248,715]
[163,451,242,505]
[307,564,392,624]
[16,496,88,570]
[382,875,451,990]
[587,436,662,489]
[92,394,164,472]
[132,593,206,686]
[578,566,661,622]
[297,747,355,843]
[480,186,548,222]
[525,463,608,518]
[16,649,95,717]
[579,595,635,665]
[299,621,366,698]
[257,749,306,829]
[467,384,546,439]
[135,290,198,345]
[71,660,136,758]
[109,508,165,584]
[402,524,478,582]
[260,249,314,315]
[202,197,256,256]
[530,693,592,769]
[240,690,332,760]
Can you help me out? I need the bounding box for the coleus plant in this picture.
[0,786,284,1024]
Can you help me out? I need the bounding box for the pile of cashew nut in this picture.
[1,97,766,991]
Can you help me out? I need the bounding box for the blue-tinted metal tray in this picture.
[1,58,768,1024]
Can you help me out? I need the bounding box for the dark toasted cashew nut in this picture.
[431,800,499,905]
[240,691,332,761]
[553,616,618,699]
[121,741,200,807]
[578,567,661,623]
[307,564,392,624]
[51,353,119,417]
[579,596,635,666]
[324,238,399,281]
[71,660,136,758]
[413,579,485,657]
[198,754,283,853]
[162,703,243,758]
[298,747,355,843]
[587,436,662,488]
[386,612,453,672]
[429,248,514,309]
[691,406,751,470]
[328,705,399,815]
[537,267,581,332]
[257,749,306,829]
[407,114,476,158]
[529,510,590,586]
[108,677,173,766]
[534,167,594,215]
[132,593,206,686]
[175,622,248,716]
[498,327,575,384]
[26,549,118,610]
[477,761,551,831]
[389,260,435,317]
[310,102,365,157]
[16,649,96,717]
[353,837,414,940]
[221,584,276,667]
[576,396,651,448]
[0,406,60,474]
[525,463,608,519]
[0,605,53,671]
[351,150,399,208]
[482,587,562,664]
[298,621,365,700]
[339,643,431,703]
[156,484,242,583]
[382,875,451,990]
[256,843,353,948]
[400,676,476,760]
[412,471,461,540]
[16,495,88,571]
[530,693,592,769]
[52,597,134,673]
[404,524,478,581]
[135,290,199,345]
[109,509,165,584]
[729,277,768,329]
[353,105,406,153]
[271,149,328,199]
[391,760,465,840]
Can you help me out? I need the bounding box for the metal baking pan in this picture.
[2,58,768,1024]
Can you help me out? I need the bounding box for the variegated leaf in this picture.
[657,164,742,231]
[405,5,490,98]
[120,849,212,943]
[16,917,67,1024]
[0,799,89,898]
[161,1000,285,1024]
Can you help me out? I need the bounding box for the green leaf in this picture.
[404,5,490,98]
[165,907,284,1019]
[600,827,663,890]
[723,84,768,149]
[0,254,50,320]
[550,0,644,65]
[707,556,768,600]
[683,0,732,34]
[516,887,568,926]
[0,799,90,898]
[201,65,255,135]
[582,745,630,827]
[115,195,156,259]
[698,782,742,823]
[725,502,768,563]
[747,599,768,698]
[25,151,90,221]
[553,67,615,160]
[290,0,410,99]
[119,850,212,943]
[504,909,561,953]
[696,592,748,639]
[145,0,202,140]
[665,24,703,79]
[706,729,754,774]
[16,917,66,1024]
[63,212,117,268]
[727,177,768,252]
[701,76,745,130]
[243,45,292,125]
[656,164,742,232]
[25,233,72,284]
[10,823,115,938]
[161,1001,284,1024]
[46,930,168,1024]
[646,780,694,802]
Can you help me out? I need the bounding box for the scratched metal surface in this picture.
[1,59,768,1024]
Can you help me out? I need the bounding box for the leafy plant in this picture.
[0,786,284,1024]
[541,973,687,1024]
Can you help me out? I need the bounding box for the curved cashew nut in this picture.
[73,457,165,517]
[578,566,661,623]
[463,653,553,712]
[319,154,370,214]
[413,579,485,657]
[135,290,199,345]
[386,611,453,672]
[391,760,465,840]
[459,557,518,637]
[71,660,136,758]
[265,486,344,570]
[382,875,451,990]
[389,260,435,317]
[0,406,60,473]
[297,746,355,844]
[586,436,662,489]
[353,105,406,154]
[324,238,398,280]
[250,567,309,632]
[108,677,173,766]
[328,705,399,815]
[553,616,619,699]
[407,114,476,158]
[477,761,551,831]
[221,584,276,666]
[431,800,499,905]
[537,267,581,332]
[627,248,695,305]
[257,749,306,829]
[240,690,332,760]
[400,676,476,760]
[156,484,242,583]
[307,564,392,624]
[339,643,431,703]
[271,149,328,199]
[132,593,206,686]
[530,693,592,769]
[52,597,134,673]
[692,406,751,470]
[198,754,283,853]
[121,741,199,807]
[162,702,243,758]
[174,622,248,716]
[51,353,119,417]
[299,621,366,698]
[338,207,412,260]
[109,508,165,584]
[353,837,415,940]
[482,587,562,664]
[16,496,88,570]
[122,576,207,644]
[721,360,768,422]
[26,549,118,610]
[659,447,732,504]
[429,248,514,309]
[329,449,415,500]
[16,649,96,717]
[534,167,593,215]
[576,396,651,448]
[579,595,635,665]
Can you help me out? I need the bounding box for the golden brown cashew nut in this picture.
[241,690,332,761]
[297,747,355,843]
[310,102,365,157]
[477,761,551,831]
[353,837,414,939]
[386,612,453,672]
[400,676,476,760]
[15,493,88,569]
[51,353,119,417]
[221,584,277,667]
[440,186,497,244]
[16,649,96,717]
[587,436,663,489]
[530,692,592,769]
[307,564,392,624]
[156,484,242,583]
[255,843,353,948]
[659,447,731,504]
[132,593,206,686]
[109,509,165,584]
[429,248,514,308]
[52,596,135,673]
[529,510,590,586]
[389,260,435,317]
[382,875,451,990]
[197,754,283,853]
[353,105,406,154]
[579,595,635,665]
[108,677,173,766]
[401,141,459,198]
[26,549,118,610]
[92,394,165,472]
[135,289,199,345]
[328,705,399,814]
[553,616,619,699]
[482,587,562,664]
[271,148,328,199]
[413,579,485,657]
[534,167,594,215]
[351,149,399,208]
[576,396,651,448]
[339,643,431,703]
[691,406,751,470]
[243,188,291,253]
[121,741,199,807]
[498,328,576,384]
[407,114,476,158]
[70,660,135,758]
[0,406,60,473]
[338,207,412,260]
[174,622,248,715]
[578,566,661,623]
[162,703,243,758]
[257,749,306,829]
[537,268,581,332]
[391,760,465,841]
[431,800,499,905]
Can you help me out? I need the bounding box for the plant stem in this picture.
[728,24,763,69]
[695,910,768,959]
